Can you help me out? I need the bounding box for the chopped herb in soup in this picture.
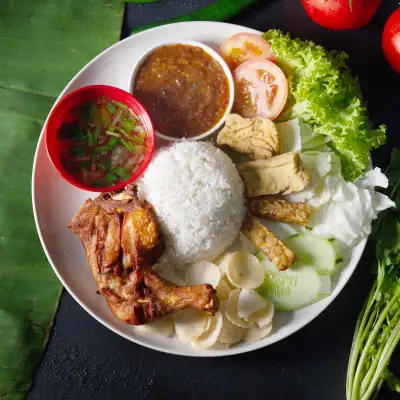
[58,97,146,188]
[133,44,230,138]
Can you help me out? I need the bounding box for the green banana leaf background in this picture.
[0,1,123,398]
[0,0,257,398]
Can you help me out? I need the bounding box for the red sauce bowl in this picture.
[45,85,155,192]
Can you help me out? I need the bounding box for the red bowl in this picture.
[45,85,155,192]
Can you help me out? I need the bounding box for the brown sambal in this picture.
[133,44,230,138]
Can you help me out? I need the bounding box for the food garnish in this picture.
[133,44,230,138]
[241,216,296,271]
[218,302,246,346]
[226,289,253,328]
[217,113,281,160]
[219,32,276,70]
[346,150,400,400]
[185,261,221,289]
[233,58,288,120]
[191,311,224,349]
[238,152,311,197]
[224,251,265,289]
[58,97,147,189]
[174,309,211,342]
[263,29,386,181]
[237,289,267,320]
[244,323,273,342]
[248,197,312,227]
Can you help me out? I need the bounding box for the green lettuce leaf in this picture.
[263,29,386,181]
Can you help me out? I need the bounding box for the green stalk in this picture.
[361,319,400,400]
[351,289,400,399]
[348,305,379,398]
[347,281,379,398]
[360,307,400,396]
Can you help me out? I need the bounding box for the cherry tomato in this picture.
[219,33,276,70]
[302,0,381,30]
[233,58,288,120]
[383,8,400,74]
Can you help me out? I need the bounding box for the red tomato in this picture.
[383,9,400,74]
[302,0,381,30]
[233,58,288,120]
[219,33,276,70]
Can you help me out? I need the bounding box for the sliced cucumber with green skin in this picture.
[257,260,323,311]
[318,274,331,298]
[283,234,342,276]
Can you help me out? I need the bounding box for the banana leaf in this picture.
[0,0,124,398]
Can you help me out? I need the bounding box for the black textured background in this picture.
[29,1,400,399]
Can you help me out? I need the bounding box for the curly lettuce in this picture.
[263,29,386,181]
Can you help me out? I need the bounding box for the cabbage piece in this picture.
[263,30,386,181]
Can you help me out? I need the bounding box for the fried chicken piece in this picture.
[217,113,281,160]
[238,152,311,197]
[241,216,295,271]
[249,197,312,226]
[68,185,219,325]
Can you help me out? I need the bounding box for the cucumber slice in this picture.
[257,260,323,311]
[283,234,342,275]
[318,274,331,298]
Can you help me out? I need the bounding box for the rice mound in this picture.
[140,141,246,264]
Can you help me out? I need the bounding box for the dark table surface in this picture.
[28,1,400,399]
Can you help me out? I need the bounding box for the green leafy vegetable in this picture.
[104,172,118,185]
[122,118,136,133]
[121,138,134,152]
[346,149,400,400]
[263,30,386,181]
[104,158,112,174]
[58,121,87,141]
[81,101,95,122]
[105,130,121,138]
[106,102,117,114]
[69,146,87,157]
[80,160,91,170]
[87,130,95,147]
[114,166,130,180]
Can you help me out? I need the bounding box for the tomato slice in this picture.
[233,58,288,120]
[219,33,276,70]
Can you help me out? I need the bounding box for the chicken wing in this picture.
[248,197,312,226]
[241,216,295,271]
[238,152,311,197]
[68,185,219,325]
[217,113,281,160]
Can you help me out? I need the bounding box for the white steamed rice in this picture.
[140,141,246,264]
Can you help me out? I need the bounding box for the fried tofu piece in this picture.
[249,197,312,226]
[241,216,295,271]
[238,152,311,197]
[217,113,280,160]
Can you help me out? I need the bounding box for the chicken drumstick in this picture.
[67,185,219,325]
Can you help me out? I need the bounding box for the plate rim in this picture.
[31,21,367,357]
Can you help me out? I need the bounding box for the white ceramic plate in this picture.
[32,21,366,357]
